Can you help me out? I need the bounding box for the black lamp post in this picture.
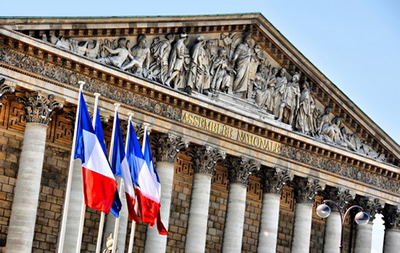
[316,199,370,252]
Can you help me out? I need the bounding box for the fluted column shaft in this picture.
[144,161,174,253]
[63,160,84,253]
[258,168,293,253]
[354,222,373,253]
[144,133,186,253]
[223,183,247,253]
[185,145,225,253]
[222,156,259,253]
[291,177,324,253]
[384,229,400,253]
[323,212,341,253]
[6,91,63,253]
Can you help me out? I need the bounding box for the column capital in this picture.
[224,156,260,186]
[260,167,294,194]
[293,177,325,204]
[16,91,63,125]
[383,204,400,230]
[187,145,225,175]
[324,186,355,212]
[355,196,384,222]
[152,133,188,163]
[0,77,16,106]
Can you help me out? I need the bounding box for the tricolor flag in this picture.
[74,92,118,213]
[137,131,168,235]
[94,107,122,218]
[111,113,139,222]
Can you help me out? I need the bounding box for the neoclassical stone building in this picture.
[0,14,399,253]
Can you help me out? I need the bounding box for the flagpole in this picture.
[57,81,84,253]
[92,97,113,253]
[109,103,121,253]
[127,114,137,253]
[76,92,101,253]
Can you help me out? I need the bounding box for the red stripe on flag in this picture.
[135,189,160,226]
[82,166,117,213]
[125,192,139,223]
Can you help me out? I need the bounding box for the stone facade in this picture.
[0,14,399,253]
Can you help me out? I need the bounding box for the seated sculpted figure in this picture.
[320,117,348,147]
[122,34,151,77]
[98,37,134,68]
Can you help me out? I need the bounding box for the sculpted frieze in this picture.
[0,46,182,121]
[0,44,398,194]
[39,31,387,162]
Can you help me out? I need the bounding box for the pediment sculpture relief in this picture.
[42,31,385,162]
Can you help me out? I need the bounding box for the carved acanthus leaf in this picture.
[261,167,294,194]
[16,91,64,125]
[224,156,261,186]
[0,78,16,106]
[187,145,226,175]
[356,196,384,222]
[382,205,400,230]
[324,187,355,211]
[293,177,325,204]
[152,133,188,163]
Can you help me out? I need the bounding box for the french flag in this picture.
[74,92,118,213]
[94,106,122,217]
[135,131,168,235]
[111,113,139,222]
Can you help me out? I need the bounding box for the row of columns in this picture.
[2,85,400,253]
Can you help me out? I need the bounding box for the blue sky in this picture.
[1,2,398,249]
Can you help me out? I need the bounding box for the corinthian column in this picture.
[291,177,325,253]
[6,91,63,253]
[222,156,260,253]
[185,145,225,253]
[144,133,187,253]
[382,204,400,253]
[354,197,382,253]
[323,187,355,253]
[258,168,293,253]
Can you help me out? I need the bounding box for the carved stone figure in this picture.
[272,68,288,117]
[254,64,269,107]
[149,34,175,83]
[102,233,114,253]
[231,34,253,98]
[317,106,332,136]
[122,34,151,77]
[320,116,348,147]
[187,36,211,94]
[98,37,133,68]
[341,126,362,151]
[264,67,279,114]
[277,73,300,125]
[295,81,316,135]
[210,48,235,93]
[165,33,189,90]
[85,39,101,58]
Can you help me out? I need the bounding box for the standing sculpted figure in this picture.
[98,37,133,68]
[231,34,253,98]
[264,67,279,114]
[149,34,175,83]
[254,64,269,107]
[273,68,288,117]
[122,34,151,77]
[295,81,316,135]
[277,73,300,125]
[187,36,211,94]
[165,33,189,89]
[210,48,235,93]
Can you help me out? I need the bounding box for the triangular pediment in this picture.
[0,13,399,171]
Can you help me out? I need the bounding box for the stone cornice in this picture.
[0,27,399,197]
